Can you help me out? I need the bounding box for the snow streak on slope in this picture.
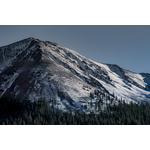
[42,41,150,102]
[0,37,150,111]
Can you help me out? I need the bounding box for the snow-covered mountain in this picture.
[0,37,150,110]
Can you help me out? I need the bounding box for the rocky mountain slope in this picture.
[0,37,150,111]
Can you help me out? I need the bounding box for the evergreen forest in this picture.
[1,91,150,125]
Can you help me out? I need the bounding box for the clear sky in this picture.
[0,25,150,73]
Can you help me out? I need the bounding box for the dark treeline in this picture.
[1,96,150,125]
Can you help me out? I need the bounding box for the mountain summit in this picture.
[0,38,150,110]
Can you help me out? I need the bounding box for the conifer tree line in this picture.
[1,91,150,125]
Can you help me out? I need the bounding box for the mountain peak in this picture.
[23,37,41,43]
[28,37,35,40]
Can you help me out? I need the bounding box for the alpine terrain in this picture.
[0,37,150,111]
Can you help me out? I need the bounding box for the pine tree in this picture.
[90,92,94,108]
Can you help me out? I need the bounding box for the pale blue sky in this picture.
[0,25,150,73]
